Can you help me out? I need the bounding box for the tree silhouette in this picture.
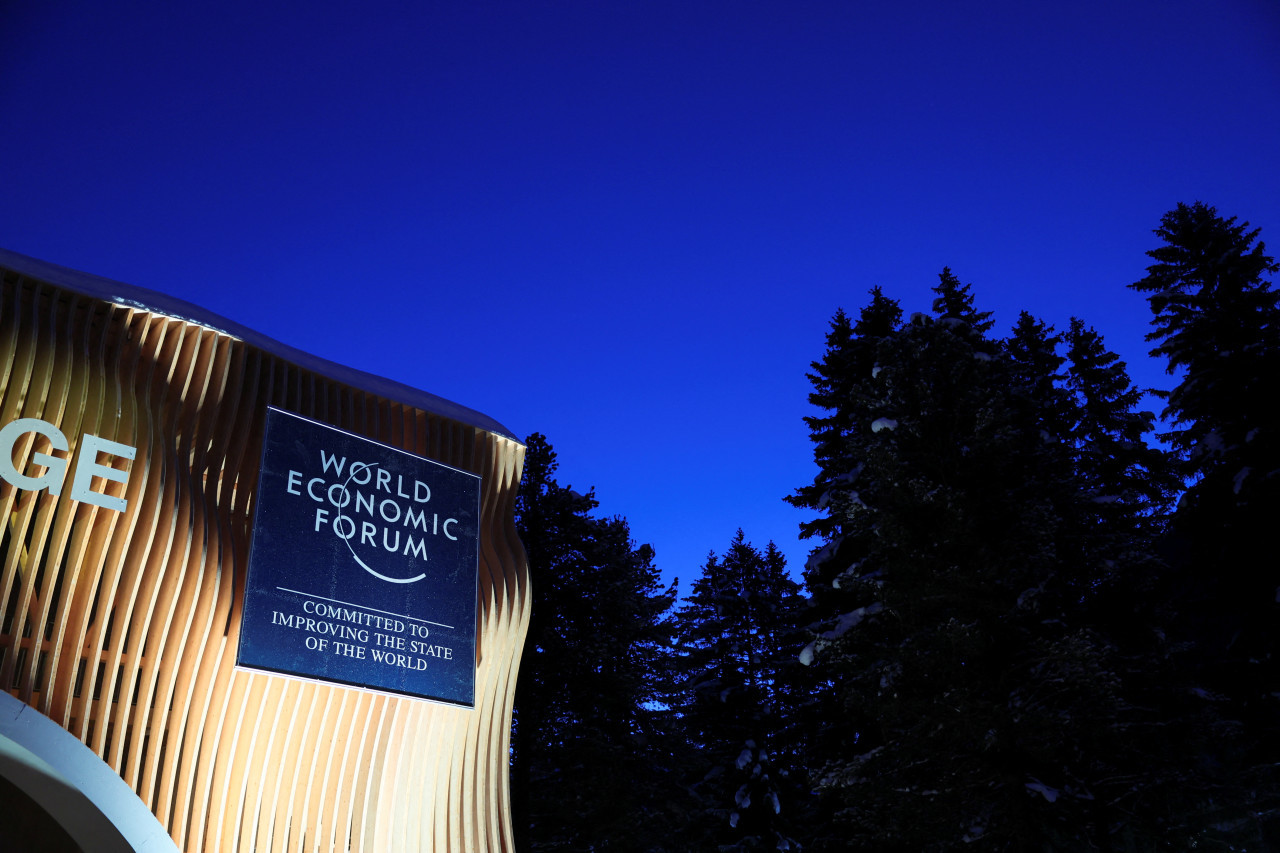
[511,433,679,852]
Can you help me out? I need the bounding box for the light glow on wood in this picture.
[0,270,529,852]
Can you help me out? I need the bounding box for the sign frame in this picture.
[235,407,481,707]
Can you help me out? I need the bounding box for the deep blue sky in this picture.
[2,1,1277,590]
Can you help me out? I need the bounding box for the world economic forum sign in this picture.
[237,408,480,707]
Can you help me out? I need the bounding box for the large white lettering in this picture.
[0,418,135,512]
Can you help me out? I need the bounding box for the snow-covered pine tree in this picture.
[671,532,807,851]
[793,283,1203,850]
[789,291,902,555]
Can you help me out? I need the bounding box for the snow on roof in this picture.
[0,247,517,441]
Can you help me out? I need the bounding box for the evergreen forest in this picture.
[508,203,1280,851]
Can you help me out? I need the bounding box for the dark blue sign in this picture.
[236,408,479,706]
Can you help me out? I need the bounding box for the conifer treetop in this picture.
[931,267,994,334]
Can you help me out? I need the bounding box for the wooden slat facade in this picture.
[0,264,529,852]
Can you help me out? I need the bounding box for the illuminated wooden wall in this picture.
[0,263,529,852]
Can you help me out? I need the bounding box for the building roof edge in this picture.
[0,248,518,442]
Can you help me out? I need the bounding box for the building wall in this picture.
[0,264,529,852]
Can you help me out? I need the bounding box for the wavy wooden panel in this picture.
[0,268,529,852]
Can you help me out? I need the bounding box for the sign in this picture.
[236,408,480,706]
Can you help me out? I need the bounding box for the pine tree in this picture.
[787,290,902,612]
[1005,311,1072,439]
[789,291,902,552]
[1061,318,1180,615]
[1131,202,1280,489]
[793,287,1203,850]
[1131,203,1280,845]
[670,532,808,851]
[1131,203,1280,576]
[511,433,680,852]
[796,305,1082,849]
[1065,318,1175,519]
[931,266,994,334]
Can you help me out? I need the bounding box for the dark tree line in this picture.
[510,203,1280,851]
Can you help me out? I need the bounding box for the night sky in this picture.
[2,0,1277,588]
